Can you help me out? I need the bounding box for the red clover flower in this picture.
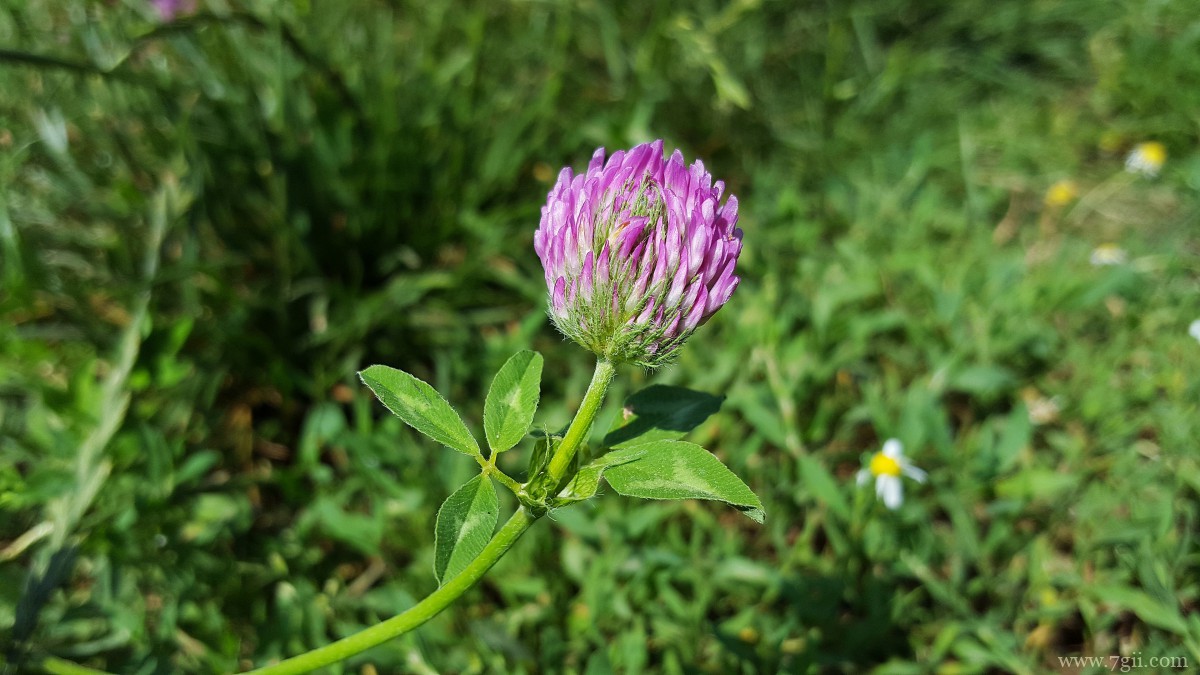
[534,140,742,368]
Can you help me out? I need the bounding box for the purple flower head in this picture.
[534,140,742,367]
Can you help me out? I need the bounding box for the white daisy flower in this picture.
[1124,141,1166,177]
[856,439,926,510]
[1089,243,1127,266]
[1189,319,1200,343]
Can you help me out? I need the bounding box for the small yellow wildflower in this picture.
[1125,141,1166,177]
[1089,243,1127,266]
[1044,180,1078,207]
[856,439,926,510]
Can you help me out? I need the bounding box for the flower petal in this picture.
[881,476,903,509]
[902,463,927,483]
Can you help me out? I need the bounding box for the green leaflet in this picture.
[483,350,543,453]
[603,440,764,523]
[552,445,647,506]
[433,474,499,585]
[359,364,480,457]
[604,385,723,449]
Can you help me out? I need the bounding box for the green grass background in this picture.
[2,0,1198,673]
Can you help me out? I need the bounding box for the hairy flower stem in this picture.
[39,359,618,675]
[538,359,616,496]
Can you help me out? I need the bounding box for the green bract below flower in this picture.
[534,140,743,368]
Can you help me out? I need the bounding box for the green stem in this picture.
[245,507,537,675]
[474,453,523,496]
[541,359,617,492]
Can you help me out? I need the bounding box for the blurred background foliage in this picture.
[1,0,1198,672]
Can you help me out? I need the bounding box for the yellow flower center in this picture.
[869,452,902,477]
[1137,142,1166,167]
[1044,180,1078,207]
